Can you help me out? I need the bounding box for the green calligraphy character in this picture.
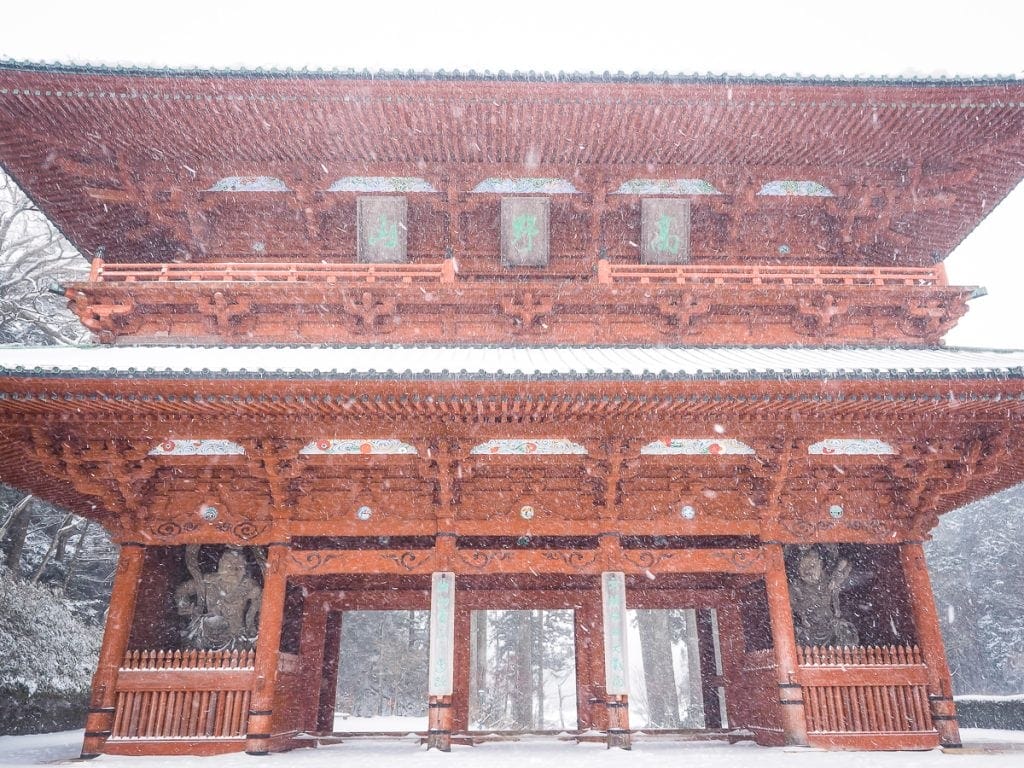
[511,213,539,255]
[368,214,399,250]
[651,213,681,255]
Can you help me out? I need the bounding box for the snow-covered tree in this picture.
[0,171,91,345]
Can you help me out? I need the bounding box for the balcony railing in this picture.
[596,261,943,287]
[89,258,457,284]
[85,258,943,288]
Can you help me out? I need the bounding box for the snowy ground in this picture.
[1,730,1023,768]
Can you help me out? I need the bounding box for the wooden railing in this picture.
[797,645,934,737]
[111,649,255,740]
[89,258,457,284]
[85,257,942,289]
[597,260,943,287]
[798,644,923,667]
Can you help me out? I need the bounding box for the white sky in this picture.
[2,0,1023,348]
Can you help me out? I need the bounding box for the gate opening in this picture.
[334,610,429,733]
[468,609,578,731]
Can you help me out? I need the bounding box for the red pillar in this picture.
[316,613,343,734]
[763,544,809,746]
[695,608,723,728]
[900,542,962,748]
[245,543,290,755]
[81,544,146,758]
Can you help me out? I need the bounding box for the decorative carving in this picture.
[381,551,433,572]
[174,546,263,650]
[787,545,859,647]
[539,550,599,568]
[457,550,514,570]
[500,291,553,332]
[794,293,850,336]
[655,292,711,335]
[339,290,397,334]
[708,549,764,571]
[622,550,677,570]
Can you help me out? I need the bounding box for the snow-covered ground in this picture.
[1,730,1023,768]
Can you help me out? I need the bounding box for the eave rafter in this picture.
[2,373,1023,545]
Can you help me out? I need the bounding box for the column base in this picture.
[606,728,632,750]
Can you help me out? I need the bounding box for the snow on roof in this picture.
[1,59,1020,85]
[2,345,1024,382]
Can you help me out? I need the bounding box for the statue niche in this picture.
[787,544,860,647]
[174,545,263,650]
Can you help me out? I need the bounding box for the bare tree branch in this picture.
[0,169,91,345]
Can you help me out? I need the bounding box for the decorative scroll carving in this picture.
[622,550,677,570]
[457,550,514,570]
[174,546,263,650]
[707,548,765,572]
[539,550,599,569]
[380,551,434,572]
[781,517,889,539]
[786,545,859,647]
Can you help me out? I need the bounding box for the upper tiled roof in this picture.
[2,345,1023,382]
[1,58,1020,85]
[2,60,1023,269]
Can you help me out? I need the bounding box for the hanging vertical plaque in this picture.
[501,196,550,267]
[428,571,456,696]
[357,195,408,263]
[602,571,630,695]
[641,198,691,264]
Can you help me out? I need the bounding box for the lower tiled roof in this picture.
[2,345,1024,381]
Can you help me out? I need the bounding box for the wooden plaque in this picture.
[501,196,550,267]
[428,571,456,696]
[357,196,407,263]
[641,198,691,264]
[602,571,630,695]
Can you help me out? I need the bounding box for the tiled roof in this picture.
[2,345,1023,382]
[1,59,1019,86]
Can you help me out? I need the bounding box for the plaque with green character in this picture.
[641,198,691,264]
[358,196,408,263]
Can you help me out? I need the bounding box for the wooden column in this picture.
[763,544,809,746]
[245,543,290,756]
[451,605,472,734]
[574,589,604,731]
[696,608,723,728]
[427,572,456,751]
[81,543,145,759]
[316,613,343,734]
[900,542,962,748]
[601,572,631,749]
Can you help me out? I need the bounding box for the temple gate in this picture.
[2,62,1024,754]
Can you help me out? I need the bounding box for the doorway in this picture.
[468,609,578,731]
[333,610,430,733]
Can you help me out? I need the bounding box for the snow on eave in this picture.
[2,344,1024,382]
[0,57,1020,87]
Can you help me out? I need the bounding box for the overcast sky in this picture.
[3,0,1022,347]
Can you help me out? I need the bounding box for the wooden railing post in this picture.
[245,543,290,756]
[763,543,809,746]
[900,542,961,748]
[88,257,104,282]
[81,543,146,758]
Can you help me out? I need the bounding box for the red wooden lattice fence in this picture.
[110,650,255,741]
[797,645,934,745]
